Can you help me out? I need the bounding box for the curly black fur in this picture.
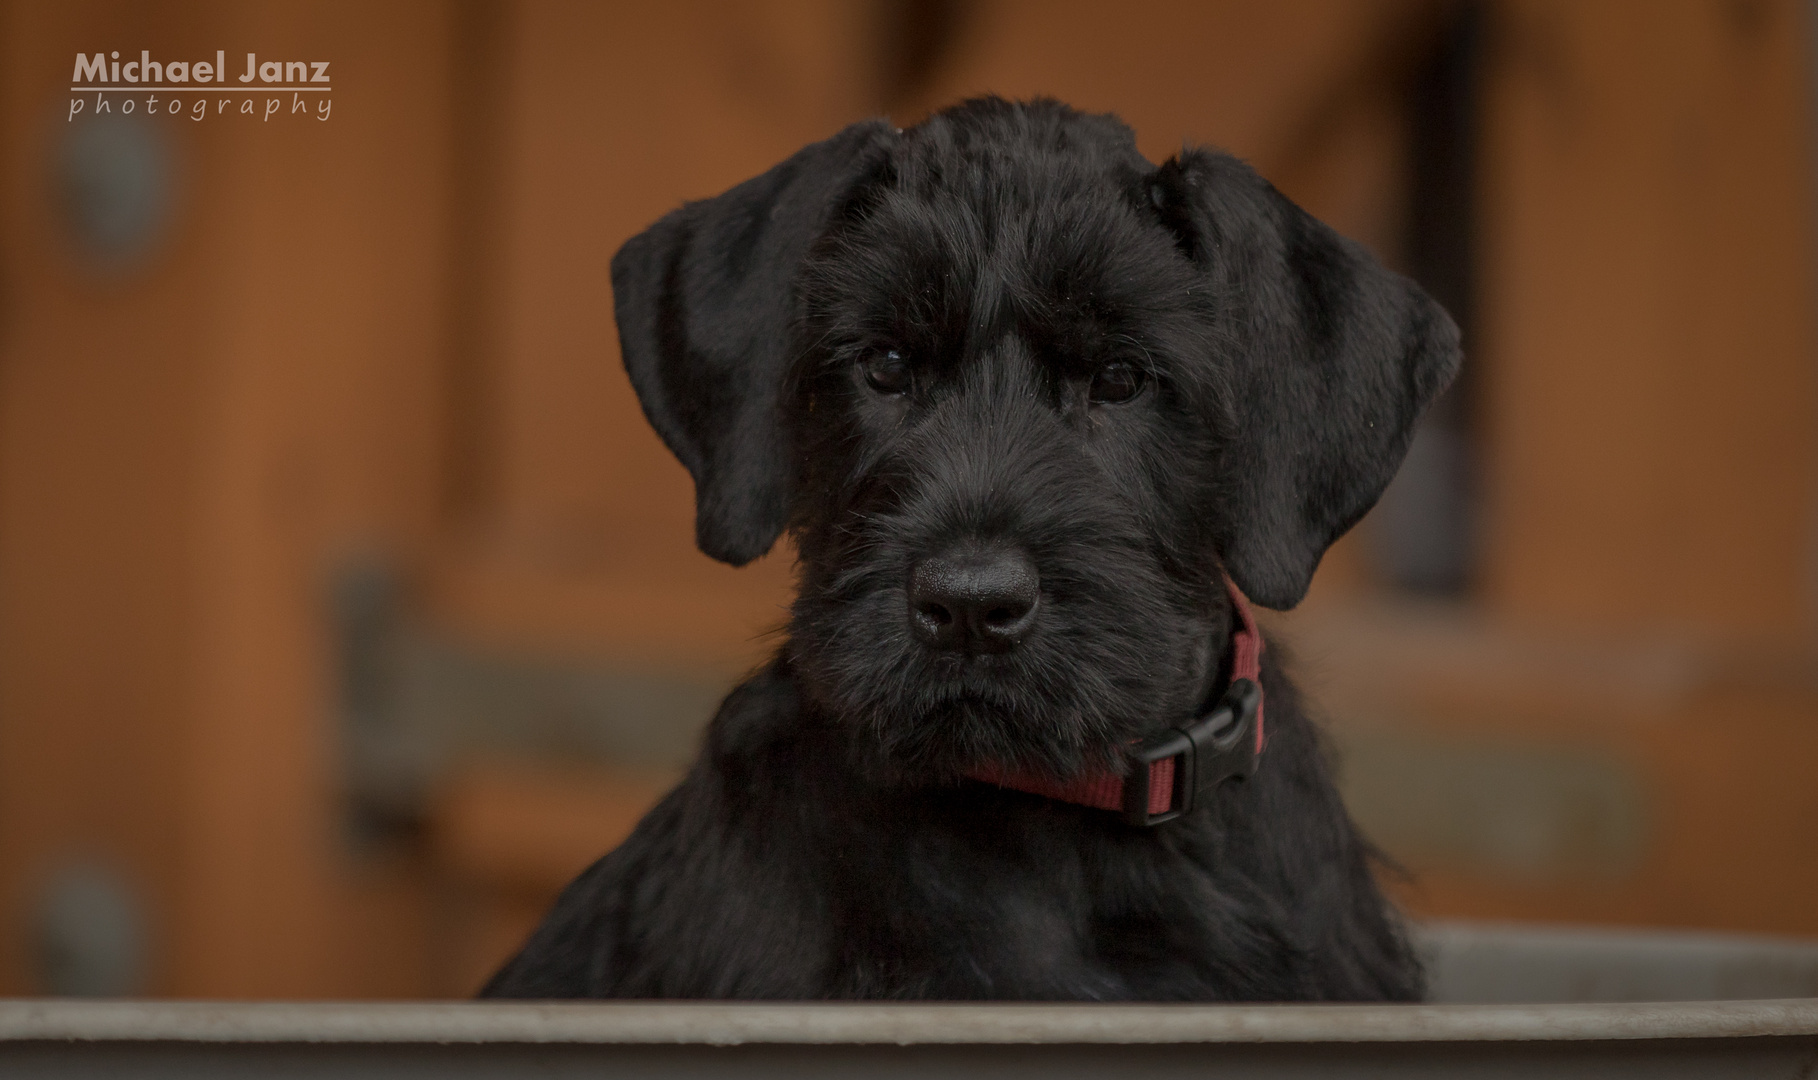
[482,98,1460,1001]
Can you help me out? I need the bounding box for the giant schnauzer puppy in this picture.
[483,97,1460,1001]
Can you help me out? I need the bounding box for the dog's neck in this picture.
[966,579,1266,825]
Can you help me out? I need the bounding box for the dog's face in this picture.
[785,110,1232,780]
[612,99,1459,782]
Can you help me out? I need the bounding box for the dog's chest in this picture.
[810,790,1241,1000]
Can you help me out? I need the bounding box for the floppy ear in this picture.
[612,120,898,565]
[1154,149,1462,610]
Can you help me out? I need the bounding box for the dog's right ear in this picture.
[612,120,898,566]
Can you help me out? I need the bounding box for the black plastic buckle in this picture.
[1121,678,1261,827]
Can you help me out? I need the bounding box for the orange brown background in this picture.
[0,0,1813,998]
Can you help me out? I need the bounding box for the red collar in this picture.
[967,579,1265,826]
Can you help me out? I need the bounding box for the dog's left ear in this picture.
[1153,149,1462,610]
[612,120,898,565]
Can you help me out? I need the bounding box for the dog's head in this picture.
[613,98,1459,781]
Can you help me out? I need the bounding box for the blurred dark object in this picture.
[873,0,968,108]
[32,860,147,997]
[56,113,172,269]
[1369,0,1483,595]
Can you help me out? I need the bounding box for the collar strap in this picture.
[967,579,1265,827]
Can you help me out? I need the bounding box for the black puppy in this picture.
[484,98,1459,1001]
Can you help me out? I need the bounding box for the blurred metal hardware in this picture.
[31,859,147,997]
[56,113,173,268]
[332,559,726,844]
[1370,404,1478,593]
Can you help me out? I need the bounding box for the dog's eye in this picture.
[1088,362,1146,404]
[862,350,913,395]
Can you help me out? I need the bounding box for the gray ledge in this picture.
[2,998,1815,1046]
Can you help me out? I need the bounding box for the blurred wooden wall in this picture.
[0,0,458,997]
[1349,0,1818,937]
[0,0,1812,999]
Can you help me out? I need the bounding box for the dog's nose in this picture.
[907,547,1040,653]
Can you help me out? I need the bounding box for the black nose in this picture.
[907,546,1040,653]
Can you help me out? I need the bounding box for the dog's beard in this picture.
[789,512,1218,785]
